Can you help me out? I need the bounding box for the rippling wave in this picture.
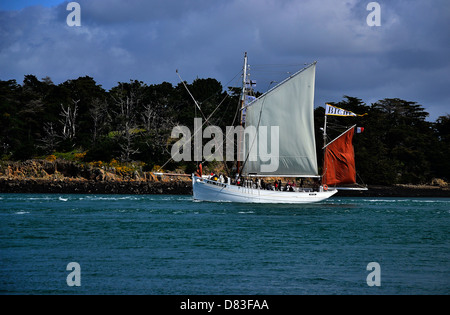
[0,194,449,294]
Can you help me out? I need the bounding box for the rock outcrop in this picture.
[0,159,191,194]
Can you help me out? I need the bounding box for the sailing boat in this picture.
[192,53,339,203]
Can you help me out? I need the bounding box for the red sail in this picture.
[323,128,356,186]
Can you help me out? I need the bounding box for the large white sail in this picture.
[242,62,318,177]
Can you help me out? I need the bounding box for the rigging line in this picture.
[219,68,244,98]
[185,68,243,104]
[159,69,243,174]
[239,81,275,176]
[219,69,249,163]
[210,94,232,126]
[164,68,250,174]
[195,93,237,175]
[250,71,296,75]
[326,125,355,135]
[322,125,356,149]
[356,171,367,187]
[176,69,208,122]
[251,63,309,68]
[179,67,241,150]
[204,93,237,178]
[218,90,244,173]
[156,108,219,173]
[228,97,243,141]
[226,68,244,87]
[157,80,233,173]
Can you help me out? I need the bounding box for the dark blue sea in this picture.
[0,194,449,295]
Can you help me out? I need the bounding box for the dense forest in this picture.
[1,75,449,185]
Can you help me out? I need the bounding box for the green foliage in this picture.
[0,75,448,184]
[316,96,448,184]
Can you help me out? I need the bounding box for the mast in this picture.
[321,107,328,186]
[240,52,248,125]
[237,52,248,175]
[323,113,328,147]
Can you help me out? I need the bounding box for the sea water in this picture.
[0,194,448,294]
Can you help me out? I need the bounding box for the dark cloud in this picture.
[0,0,449,120]
[73,0,221,24]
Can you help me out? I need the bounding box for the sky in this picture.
[1,0,449,121]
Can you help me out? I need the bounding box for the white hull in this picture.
[192,175,337,204]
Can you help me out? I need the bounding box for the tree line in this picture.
[1,75,449,185]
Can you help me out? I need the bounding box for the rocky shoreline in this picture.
[0,159,192,195]
[1,178,449,198]
[0,159,449,197]
[0,178,192,195]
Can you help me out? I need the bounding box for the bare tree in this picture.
[119,126,141,162]
[111,83,141,162]
[89,98,111,144]
[60,99,79,141]
[141,102,177,155]
[38,122,61,153]
[142,103,158,132]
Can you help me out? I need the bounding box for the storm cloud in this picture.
[1,0,449,120]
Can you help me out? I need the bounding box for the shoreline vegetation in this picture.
[1,159,449,198]
[2,76,450,194]
[1,76,450,186]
